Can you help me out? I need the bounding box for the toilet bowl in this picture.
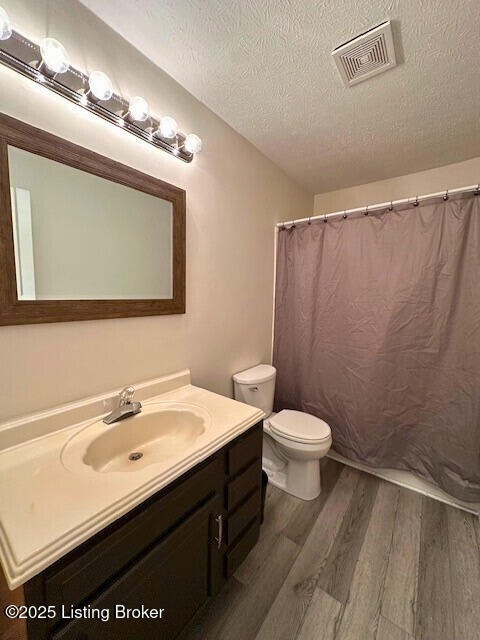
[233,364,332,500]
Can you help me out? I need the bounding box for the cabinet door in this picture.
[52,495,220,640]
[43,457,221,613]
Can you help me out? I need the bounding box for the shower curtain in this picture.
[273,196,480,501]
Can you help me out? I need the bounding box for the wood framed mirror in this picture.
[0,113,185,325]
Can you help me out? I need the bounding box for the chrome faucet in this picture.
[103,386,142,425]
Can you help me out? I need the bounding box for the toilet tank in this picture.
[233,364,276,416]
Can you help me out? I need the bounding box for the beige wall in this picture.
[314,157,480,214]
[0,0,312,421]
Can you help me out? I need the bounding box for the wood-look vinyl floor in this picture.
[180,460,480,640]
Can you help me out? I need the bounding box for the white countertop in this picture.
[0,372,263,589]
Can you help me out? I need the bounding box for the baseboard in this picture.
[327,450,480,517]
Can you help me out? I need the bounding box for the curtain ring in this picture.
[308,216,312,225]
[443,189,449,201]
[388,200,393,211]
[291,221,296,229]
[342,209,347,219]
[323,214,328,223]
[475,184,480,196]
[364,205,369,216]
[413,195,419,207]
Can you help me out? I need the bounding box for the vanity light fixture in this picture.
[88,70,113,102]
[184,133,202,154]
[127,96,150,122]
[39,38,69,76]
[156,116,178,140]
[0,8,202,162]
[0,6,11,40]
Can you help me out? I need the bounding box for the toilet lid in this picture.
[269,410,331,444]
[233,364,276,385]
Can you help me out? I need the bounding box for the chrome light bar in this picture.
[0,27,201,163]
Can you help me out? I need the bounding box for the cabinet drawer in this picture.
[225,517,260,578]
[227,489,261,546]
[227,424,262,476]
[45,457,220,610]
[225,458,261,512]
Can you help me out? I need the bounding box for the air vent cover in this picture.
[332,21,397,87]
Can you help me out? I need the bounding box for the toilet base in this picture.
[263,460,322,500]
[264,466,287,491]
[286,458,321,500]
[263,454,322,501]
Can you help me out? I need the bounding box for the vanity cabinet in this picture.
[51,495,218,640]
[19,422,263,640]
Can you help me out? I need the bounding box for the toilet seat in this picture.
[269,410,331,445]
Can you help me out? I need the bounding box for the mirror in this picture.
[0,113,185,325]
[8,147,173,301]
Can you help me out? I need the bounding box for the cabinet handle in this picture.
[214,514,223,549]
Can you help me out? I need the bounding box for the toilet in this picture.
[233,364,332,500]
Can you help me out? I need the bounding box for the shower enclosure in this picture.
[273,193,480,502]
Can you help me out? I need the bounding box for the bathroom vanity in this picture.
[0,371,264,640]
[25,423,262,640]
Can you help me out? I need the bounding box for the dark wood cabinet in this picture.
[21,422,263,640]
[52,496,218,640]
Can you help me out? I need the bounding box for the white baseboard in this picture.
[328,450,480,517]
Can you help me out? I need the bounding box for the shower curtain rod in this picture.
[276,183,480,228]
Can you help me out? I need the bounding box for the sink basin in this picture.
[62,403,210,474]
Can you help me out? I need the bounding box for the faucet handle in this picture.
[119,386,135,406]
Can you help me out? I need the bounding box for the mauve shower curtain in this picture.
[273,196,480,501]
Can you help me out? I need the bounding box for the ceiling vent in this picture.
[332,21,397,87]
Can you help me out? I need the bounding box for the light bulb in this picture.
[0,6,12,40]
[184,133,202,154]
[128,96,149,122]
[40,38,69,74]
[88,70,113,101]
[158,116,178,139]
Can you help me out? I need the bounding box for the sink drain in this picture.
[128,452,143,461]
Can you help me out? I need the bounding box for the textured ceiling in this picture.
[79,0,480,194]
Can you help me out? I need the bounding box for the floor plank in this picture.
[178,577,245,640]
[255,467,358,640]
[219,534,300,640]
[296,587,342,640]
[283,458,344,547]
[446,506,480,640]
[235,486,299,585]
[415,497,455,640]
[238,460,343,585]
[474,513,480,549]
[181,534,299,640]
[334,481,400,640]
[381,489,422,636]
[317,471,379,603]
[376,615,414,640]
